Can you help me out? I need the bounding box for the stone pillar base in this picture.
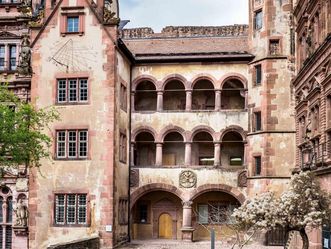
[181,227,194,241]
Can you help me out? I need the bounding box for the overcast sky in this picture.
[119,0,249,32]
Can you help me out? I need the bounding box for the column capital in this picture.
[157,90,163,95]
[185,89,193,93]
[155,142,163,146]
[182,201,193,208]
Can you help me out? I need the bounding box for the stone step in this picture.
[118,240,283,249]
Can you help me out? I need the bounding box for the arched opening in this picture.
[163,80,186,111]
[192,132,214,165]
[192,191,240,241]
[135,81,157,111]
[134,132,155,166]
[221,79,245,109]
[131,191,182,240]
[163,132,185,166]
[221,131,244,167]
[192,80,215,110]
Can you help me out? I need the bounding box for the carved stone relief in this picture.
[130,169,139,187]
[179,170,197,188]
[238,170,247,187]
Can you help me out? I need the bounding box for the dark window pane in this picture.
[255,10,263,30]
[79,79,88,102]
[67,17,79,32]
[55,194,65,224]
[5,226,11,249]
[69,79,77,102]
[255,156,262,175]
[7,197,12,223]
[57,80,67,102]
[68,131,77,158]
[9,46,16,70]
[0,45,5,70]
[255,112,262,131]
[255,65,262,85]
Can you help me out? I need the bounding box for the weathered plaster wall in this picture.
[112,50,131,246]
[29,1,118,248]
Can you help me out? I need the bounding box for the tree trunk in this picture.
[299,228,309,249]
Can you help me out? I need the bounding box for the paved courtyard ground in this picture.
[118,240,283,249]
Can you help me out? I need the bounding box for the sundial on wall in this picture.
[48,39,98,72]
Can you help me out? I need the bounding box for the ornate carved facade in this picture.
[292,0,331,247]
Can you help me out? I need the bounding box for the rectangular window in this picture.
[119,132,127,163]
[255,156,262,175]
[55,194,87,226]
[67,16,79,33]
[269,39,280,55]
[69,79,77,102]
[209,202,228,224]
[9,45,16,70]
[57,78,88,104]
[255,64,262,85]
[327,96,331,128]
[139,203,148,223]
[0,46,5,70]
[56,130,88,159]
[255,10,263,30]
[230,157,243,166]
[198,204,208,224]
[254,111,262,131]
[120,84,127,111]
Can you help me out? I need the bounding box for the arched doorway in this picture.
[131,191,182,240]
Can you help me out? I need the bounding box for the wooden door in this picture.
[158,213,172,239]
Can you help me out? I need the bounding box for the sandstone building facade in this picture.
[0,0,329,248]
[292,0,331,248]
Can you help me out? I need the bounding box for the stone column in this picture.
[215,90,221,111]
[131,92,135,112]
[185,90,192,111]
[214,142,221,167]
[181,201,194,241]
[5,44,9,70]
[155,143,163,166]
[244,90,248,110]
[184,142,192,166]
[130,143,135,166]
[157,91,163,112]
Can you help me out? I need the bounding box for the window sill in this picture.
[61,32,84,37]
[55,102,90,106]
[54,157,90,161]
[53,224,89,227]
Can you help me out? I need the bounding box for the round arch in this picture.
[132,127,157,142]
[190,74,217,90]
[130,183,185,209]
[189,184,246,204]
[161,74,189,90]
[219,73,248,89]
[220,126,247,143]
[159,125,187,142]
[132,75,159,91]
[189,125,216,142]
